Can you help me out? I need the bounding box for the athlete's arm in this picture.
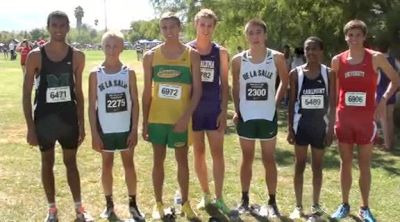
[88,70,103,152]
[231,53,241,124]
[373,52,400,120]
[217,47,229,131]
[73,49,86,146]
[374,52,400,100]
[127,69,139,148]
[173,48,202,132]
[287,69,297,145]
[141,49,154,141]
[325,68,336,146]
[274,52,289,106]
[331,55,340,106]
[22,49,40,146]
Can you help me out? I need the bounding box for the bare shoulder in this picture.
[72,47,85,59]
[128,68,136,76]
[231,52,243,63]
[219,46,229,57]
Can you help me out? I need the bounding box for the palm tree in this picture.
[74,6,84,30]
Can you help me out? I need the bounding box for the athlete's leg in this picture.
[358,144,373,207]
[101,152,114,196]
[207,130,225,199]
[310,147,325,205]
[152,144,166,202]
[239,138,256,193]
[193,131,210,194]
[175,146,190,202]
[41,149,56,204]
[63,148,82,203]
[121,149,137,195]
[338,143,354,204]
[293,145,308,207]
[386,104,395,149]
[260,138,277,196]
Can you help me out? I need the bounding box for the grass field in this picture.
[0,50,399,222]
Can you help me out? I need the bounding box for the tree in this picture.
[74,6,84,30]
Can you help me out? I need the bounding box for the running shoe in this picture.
[196,193,212,210]
[44,207,58,222]
[289,206,304,219]
[331,203,350,220]
[359,207,376,222]
[76,206,94,222]
[129,205,145,221]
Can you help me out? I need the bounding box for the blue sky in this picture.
[0,0,155,32]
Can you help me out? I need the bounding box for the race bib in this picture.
[46,86,71,103]
[201,67,214,82]
[345,92,366,106]
[246,82,268,101]
[106,93,127,113]
[158,84,182,100]
[301,95,324,109]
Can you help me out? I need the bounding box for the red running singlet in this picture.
[335,49,378,145]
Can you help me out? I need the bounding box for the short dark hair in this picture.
[304,36,324,50]
[343,19,367,36]
[245,18,267,34]
[47,11,70,27]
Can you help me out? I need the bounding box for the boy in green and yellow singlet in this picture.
[142,12,202,221]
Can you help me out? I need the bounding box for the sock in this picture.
[241,191,249,203]
[268,194,276,205]
[48,203,56,209]
[361,206,368,210]
[105,195,114,208]
[74,201,82,211]
[129,195,137,208]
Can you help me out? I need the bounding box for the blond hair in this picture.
[160,12,181,27]
[101,30,124,47]
[194,8,218,26]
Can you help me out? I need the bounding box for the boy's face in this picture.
[304,40,322,63]
[195,17,215,39]
[345,28,366,48]
[246,24,266,47]
[103,37,123,58]
[160,18,181,40]
[47,16,69,42]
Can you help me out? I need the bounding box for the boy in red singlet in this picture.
[330,19,399,222]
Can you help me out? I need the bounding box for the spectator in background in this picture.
[291,47,305,70]
[375,41,400,150]
[9,40,16,60]
[2,45,8,60]
[16,40,32,72]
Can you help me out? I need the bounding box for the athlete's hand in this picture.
[78,124,85,146]
[324,128,334,147]
[91,133,104,152]
[127,130,138,149]
[374,99,387,121]
[216,112,227,132]
[26,127,38,146]
[287,129,295,145]
[173,116,189,133]
[232,112,239,126]
[142,123,149,141]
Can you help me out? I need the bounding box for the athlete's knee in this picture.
[295,161,307,174]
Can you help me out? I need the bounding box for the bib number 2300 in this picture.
[46,86,71,103]
[246,82,268,101]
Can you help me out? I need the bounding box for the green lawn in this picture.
[0,50,399,222]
